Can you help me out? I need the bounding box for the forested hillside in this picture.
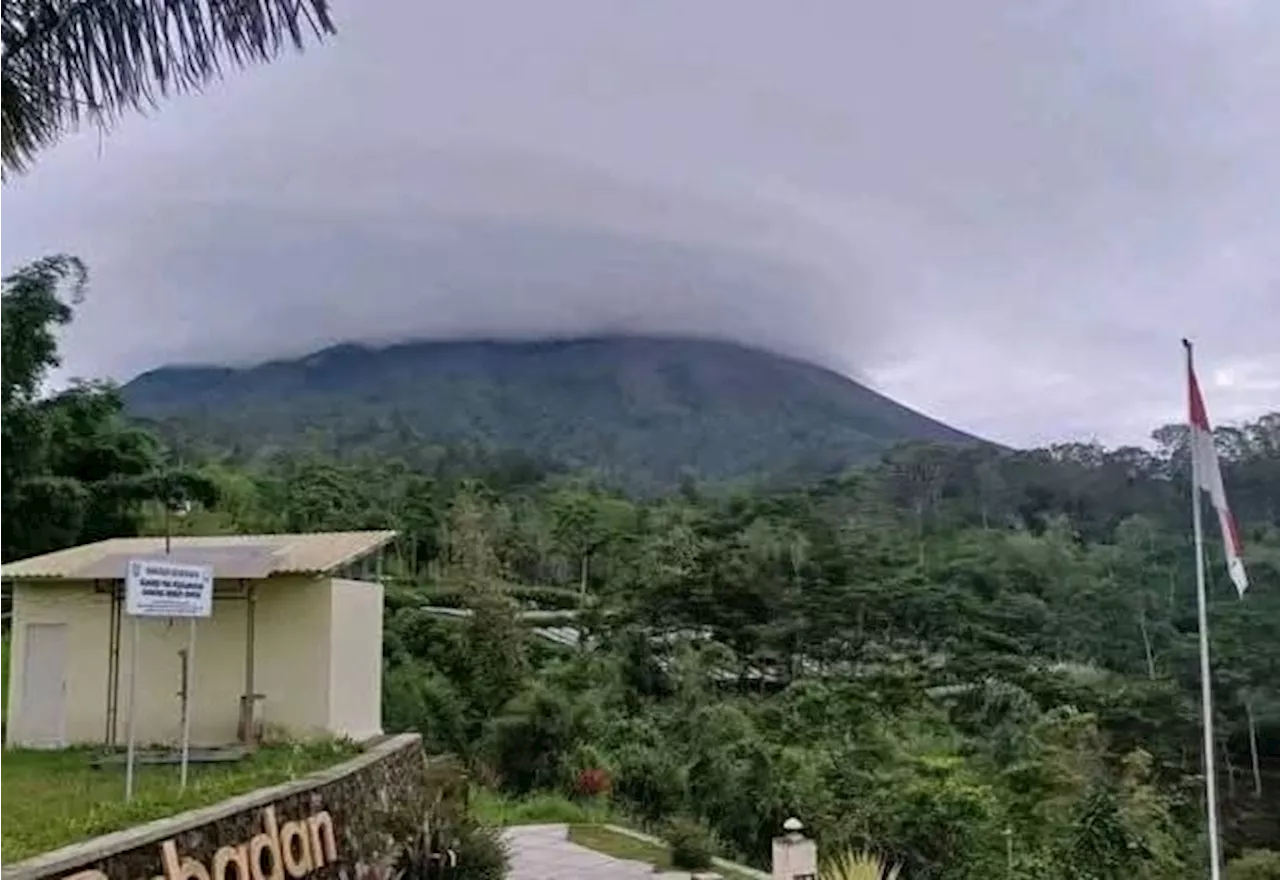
[121,336,980,491]
[5,259,1280,879]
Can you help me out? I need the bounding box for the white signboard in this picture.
[125,559,214,618]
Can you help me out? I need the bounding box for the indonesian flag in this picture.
[1185,341,1249,596]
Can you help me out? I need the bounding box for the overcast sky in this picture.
[3,0,1277,447]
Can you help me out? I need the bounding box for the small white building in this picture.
[2,531,395,749]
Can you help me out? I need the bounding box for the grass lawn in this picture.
[469,788,612,827]
[1,740,359,862]
[569,825,672,869]
[568,825,762,880]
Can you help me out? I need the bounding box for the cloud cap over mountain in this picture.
[4,0,1277,446]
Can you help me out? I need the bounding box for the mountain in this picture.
[122,336,982,488]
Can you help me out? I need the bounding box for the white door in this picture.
[19,623,68,747]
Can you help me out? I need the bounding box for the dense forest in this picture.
[120,335,978,492]
[4,259,1280,879]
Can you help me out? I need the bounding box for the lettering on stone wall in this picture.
[62,807,338,880]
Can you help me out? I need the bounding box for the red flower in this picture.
[574,767,612,797]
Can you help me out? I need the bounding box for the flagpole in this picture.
[1185,338,1223,880]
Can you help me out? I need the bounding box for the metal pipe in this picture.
[114,584,123,746]
[102,580,116,745]
[124,616,140,801]
[107,582,123,747]
[179,618,196,790]
[240,580,257,743]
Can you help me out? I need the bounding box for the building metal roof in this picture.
[0,531,397,582]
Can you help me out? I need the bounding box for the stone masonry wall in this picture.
[2,734,434,880]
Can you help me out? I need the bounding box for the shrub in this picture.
[612,744,685,821]
[468,788,609,827]
[448,819,510,880]
[664,817,718,871]
[400,816,511,880]
[382,661,468,754]
[574,767,612,798]
[483,685,578,792]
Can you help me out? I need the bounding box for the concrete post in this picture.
[772,817,817,880]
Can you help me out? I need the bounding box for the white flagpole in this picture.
[1186,339,1223,880]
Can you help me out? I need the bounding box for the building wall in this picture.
[6,581,250,747]
[7,583,108,747]
[252,576,333,737]
[7,574,384,748]
[117,587,250,746]
[326,578,384,740]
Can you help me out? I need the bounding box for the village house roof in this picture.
[0,531,397,582]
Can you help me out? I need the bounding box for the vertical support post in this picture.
[110,583,123,746]
[179,618,196,791]
[124,616,140,801]
[239,581,258,744]
[103,580,119,745]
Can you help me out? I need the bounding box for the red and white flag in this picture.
[1185,343,1249,596]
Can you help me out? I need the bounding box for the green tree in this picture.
[2,258,217,558]
[444,488,528,718]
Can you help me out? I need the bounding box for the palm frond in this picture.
[2,0,335,174]
[821,849,903,880]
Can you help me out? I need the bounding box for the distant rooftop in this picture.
[1,531,397,581]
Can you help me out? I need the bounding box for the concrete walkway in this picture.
[504,824,694,880]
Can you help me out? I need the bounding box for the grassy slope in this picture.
[1,741,357,861]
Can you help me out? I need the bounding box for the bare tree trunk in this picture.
[915,499,925,567]
[1138,608,1157,680]
[1223,739,1237,798]
[1247,699,1264,797]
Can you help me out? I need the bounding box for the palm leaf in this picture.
[821,849,903,880]
[2,0,335,174]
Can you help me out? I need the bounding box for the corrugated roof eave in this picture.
[0,530,398,582]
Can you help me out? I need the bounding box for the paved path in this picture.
[504,824,692,880]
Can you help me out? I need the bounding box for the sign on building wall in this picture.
[125,559,214,618]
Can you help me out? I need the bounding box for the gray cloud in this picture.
[3,0,1278,446]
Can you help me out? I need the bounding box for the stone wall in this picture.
[2,734,439,880]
